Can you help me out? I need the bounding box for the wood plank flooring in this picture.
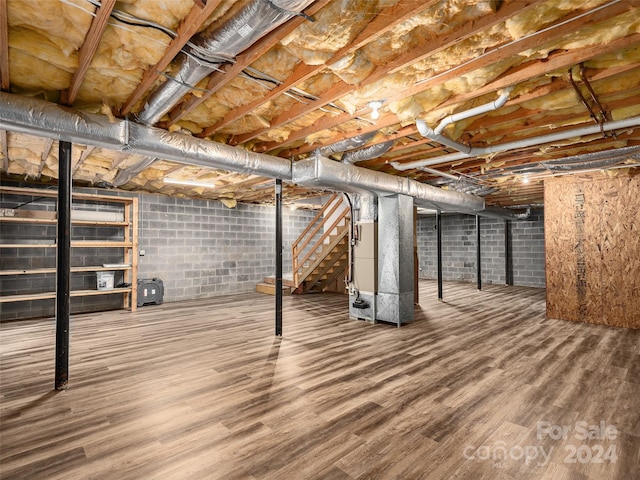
[1,281,639,479]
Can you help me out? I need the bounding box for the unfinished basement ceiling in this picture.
[1,0,639,207]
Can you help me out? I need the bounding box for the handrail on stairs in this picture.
[292,193,350,287]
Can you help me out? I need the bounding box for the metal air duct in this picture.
[0,92,292,180]
[293,155,485,213]
[341,141,394,164]
[0,93,525,218]
[315,131,378,157]
[137,0,315,126]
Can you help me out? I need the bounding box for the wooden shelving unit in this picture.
[0,186,138,312]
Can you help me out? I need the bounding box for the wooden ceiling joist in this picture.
[0,0,9,92]
[266,2,632,149]
[64,0,117,106]
[72,146,96,175]
[167,0,333,125]
[1,129,7,171]
[264,30,640,160]
[119,0,225,116]
[197,0,435,137]
[227,0,550,145]
[437,33,640,114]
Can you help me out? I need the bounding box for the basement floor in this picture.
[1,281,639,479]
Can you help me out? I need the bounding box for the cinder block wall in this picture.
[1,187,316,320]
[136,192,316,302]
[416,211,545,288]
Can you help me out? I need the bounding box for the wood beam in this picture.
[252,1,635,153]
[197,0,434,136]
[229,0,549,145]
[1,129,7,171]
[40,138,55,178]
[437,33,640,113]
[72,146,96,175]
[385,1,638,106]
[119,0,225,116]
[168,0,332,124]
[65,0,117,106]
[272,49,640,161]
[0,0,8,91]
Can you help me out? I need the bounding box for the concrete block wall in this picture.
[1,187,316,320]
[136,192,316,302]
[416,210,545,288]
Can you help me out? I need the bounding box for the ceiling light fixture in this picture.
[164,178,218,188]
[368,100,384,120]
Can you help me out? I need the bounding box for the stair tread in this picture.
[256,283,292,295]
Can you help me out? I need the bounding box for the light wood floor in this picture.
[1,281,639,480]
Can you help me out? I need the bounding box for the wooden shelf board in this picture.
[0,217,129,226]
[0,244,56,248]
[0,266,132,275]
[0,242,133,248]
[0,186,134,204]
[0,287,132,303]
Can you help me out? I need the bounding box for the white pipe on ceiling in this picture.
[392,115,640,171]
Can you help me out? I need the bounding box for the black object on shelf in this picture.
[137,278,164,307]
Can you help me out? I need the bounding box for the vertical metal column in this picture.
[436,210,443,300]
[55,140,72,390]
[275,178,283,337]
[505,219,513,286]
[476,215,482,291]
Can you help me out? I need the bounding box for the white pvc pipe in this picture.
[393,115,640,171]
[433,87,513,135]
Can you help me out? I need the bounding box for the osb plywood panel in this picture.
[545,173,640,329]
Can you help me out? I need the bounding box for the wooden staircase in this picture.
[256,193,350,295]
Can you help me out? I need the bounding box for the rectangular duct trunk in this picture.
[376,194,414,325]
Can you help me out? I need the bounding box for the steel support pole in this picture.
[275,178,283,337]
[436,211,443,300]
[55,140,72,390]
[505,219,513,286]
[476,215,482,291]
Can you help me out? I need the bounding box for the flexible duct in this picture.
[137,0,315,126]
[0,92,293,180]
[315,131,378,157]
[341,141,394,164]
[393,115,640,171]
[481,145,640,177]
[543,157,630,171]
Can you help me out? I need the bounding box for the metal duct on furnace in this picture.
[137,0,315,126]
